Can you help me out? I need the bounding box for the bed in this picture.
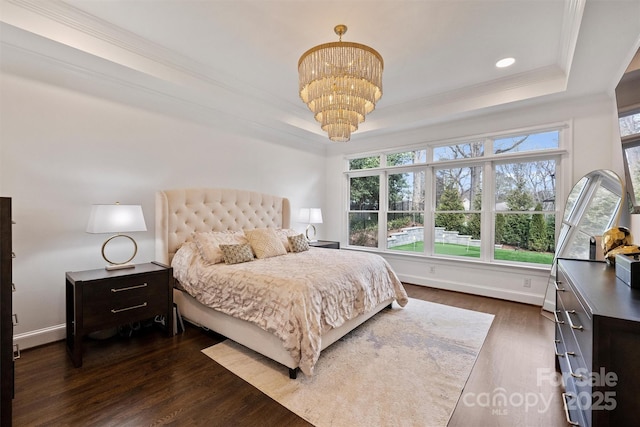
[155,188,408,378]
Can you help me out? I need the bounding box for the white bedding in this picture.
[172,243,409,376]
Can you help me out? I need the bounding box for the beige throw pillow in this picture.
[244,228,287,259]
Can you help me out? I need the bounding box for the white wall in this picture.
[0,73,326,349]
[325,93,624,306]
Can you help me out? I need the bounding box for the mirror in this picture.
[616,48,640,212]
[541,169,626,316]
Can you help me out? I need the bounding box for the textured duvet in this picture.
[172,243,409,376]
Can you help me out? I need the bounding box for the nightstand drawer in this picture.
[82,272,167,330]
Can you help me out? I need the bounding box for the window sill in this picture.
[342,244,552,274]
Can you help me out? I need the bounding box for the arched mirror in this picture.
[616,48,640,213]
[541,169,626,316]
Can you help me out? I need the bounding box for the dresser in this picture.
[555,258,640,426]
[66,262,173,367]
[0,197,14,426]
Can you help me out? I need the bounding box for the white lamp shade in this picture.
[298,208,323,224]
[86,204,147,234]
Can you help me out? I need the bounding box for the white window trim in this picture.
[344,123,570,268]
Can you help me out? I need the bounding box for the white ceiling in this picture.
[1,0,639,152]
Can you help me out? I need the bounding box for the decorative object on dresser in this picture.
[614,252,640,288]
[554,258,640,426]
[308,240,340,249]
[86,203,147,270]
[65,262,174,367]
[156,188,408,379]
[297,207,323,242]
[1,197,15,426]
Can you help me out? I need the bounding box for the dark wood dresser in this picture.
[0,197,14,426]
[555,258,640,426]
[66,262,173,367]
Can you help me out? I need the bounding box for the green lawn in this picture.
[389,241,553,265]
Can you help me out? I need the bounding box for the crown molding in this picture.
[557,0,587,76]
[2,0,297,112]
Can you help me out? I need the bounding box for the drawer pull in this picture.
[554,310,565,324]
[562,393,580,426]
[111,283,148,293]
[111,302,147,313]
[565,310,583,330]
[565,352,585,380]
[12,313,18,326]
[554,340,564,357]
[554,280,566,292]
[13,343,20,360]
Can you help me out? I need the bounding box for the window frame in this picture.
[345,124,568,267]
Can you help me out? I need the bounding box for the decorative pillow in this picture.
[288,234,310,253]
[274,228,300,251]
[244,228,287,259]
[219,243,255,265]
[193,231,247,265]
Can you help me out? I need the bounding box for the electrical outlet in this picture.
[429,266,436,274]
[523,278,532,288]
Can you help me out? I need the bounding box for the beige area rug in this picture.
[202,298,494,427]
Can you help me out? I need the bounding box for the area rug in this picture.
[202,298,494,427]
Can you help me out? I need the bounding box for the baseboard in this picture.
[14,324,66,350]
[397,273,544,306]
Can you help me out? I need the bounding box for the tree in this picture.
[467,190,482,239]
[502,177,534,248]
[435,185,465,231]
[529,203,547,251]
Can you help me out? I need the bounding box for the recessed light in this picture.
[496,57,515,68]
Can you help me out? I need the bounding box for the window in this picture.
[494,159,556,265]
[621,111,640,209]
[619,112,640,137]
[346,127,564,266]
[434,166,482,258]
[349,175,380,247]
[388,170,425,252]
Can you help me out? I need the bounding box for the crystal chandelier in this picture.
[298,25,383,142]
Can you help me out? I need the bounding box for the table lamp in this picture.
[298,208,323,242]
[86,203,147,270]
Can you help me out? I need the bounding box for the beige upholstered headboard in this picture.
[155,188,291,264]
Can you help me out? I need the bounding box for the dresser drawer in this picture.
[82,271,168,331]
[557,271,593,367]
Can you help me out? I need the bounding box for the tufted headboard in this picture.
[155,188,291,264]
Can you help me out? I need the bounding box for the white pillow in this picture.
[193,231,247,264]
[244,228,287,259]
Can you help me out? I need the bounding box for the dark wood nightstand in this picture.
[65,262,173,367]
[309,240,340,249]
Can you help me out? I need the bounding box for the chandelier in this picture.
[298,25,383,142]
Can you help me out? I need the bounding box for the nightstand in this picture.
[309,240,340,249]
[65,262,173,367]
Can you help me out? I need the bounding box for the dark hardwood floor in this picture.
[12,284,565,426]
